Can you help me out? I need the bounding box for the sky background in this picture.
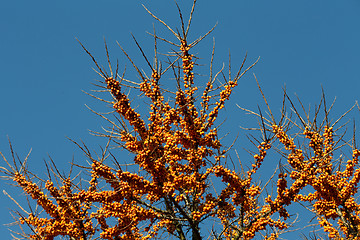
[1,0,360,239]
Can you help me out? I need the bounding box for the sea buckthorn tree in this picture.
[2,1,360,240]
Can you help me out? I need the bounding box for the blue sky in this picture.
[1,0,360,239]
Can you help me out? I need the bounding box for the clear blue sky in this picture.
[1,0,360,239]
